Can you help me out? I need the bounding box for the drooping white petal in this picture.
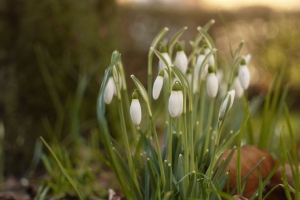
[206,73,219,98]
[233,77,244,98]
[104,77,115,104]
[159,52,171,78]
[174,51,188,74]
[130,99,142,125]
[244,54,252,65]
[152,76,164,100]
[238,65,250,90]
[168,91,182,117]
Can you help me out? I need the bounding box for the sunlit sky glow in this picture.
[118,0,300,11]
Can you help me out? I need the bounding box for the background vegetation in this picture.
[0,0,300,198]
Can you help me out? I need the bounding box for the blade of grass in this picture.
[40,137,83,200]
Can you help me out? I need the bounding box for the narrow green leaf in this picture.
[177,154,185,200]
[112,148,142,199]
[40,137,83,200]
[186,171,196,198]
[147,158,159,189]
[197,27,215,49]
[151,47,171,73]
[168,27,188,57]
[150,27,169,49]
[248,161,281,200]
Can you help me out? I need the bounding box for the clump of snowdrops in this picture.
[97,20,255,199]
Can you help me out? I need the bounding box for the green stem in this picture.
[198,86,206,142]
[183,113,189,175]
[203,98,215,156]
[189,112,195,171]
[168,115,173,164]
[168,69,173,164]
[150,117,166,187]
[117,98,141,195]
[148,62,153,109]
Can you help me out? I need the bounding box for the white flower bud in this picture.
[206,72,219,98]
[233,77,244,98]
[104,77,115,104]
[130,91,142,126]
[174,51,188,74]
[168,82,183,118]
[238,64,250,90]
[152,72,164,100]
[219,90,235,121]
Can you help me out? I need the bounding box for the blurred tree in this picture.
[0,0,119,175]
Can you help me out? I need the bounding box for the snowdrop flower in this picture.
[130,90,142,126]
[233,76,244,98]
[174,42,188,74]
[152,70,164,100]
[104,77,116,104]
[158,44,171,78]
[168,81,183,118]
[206,66,219,98]
[238,59,250,90]
[218,90,235,121]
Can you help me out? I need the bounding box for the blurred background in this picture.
[0,0,300,176]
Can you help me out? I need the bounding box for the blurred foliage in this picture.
[0,0,119,175]
[118,5,300,96]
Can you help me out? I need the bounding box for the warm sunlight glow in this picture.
[201,0,300,11]
[118,0,300,11]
